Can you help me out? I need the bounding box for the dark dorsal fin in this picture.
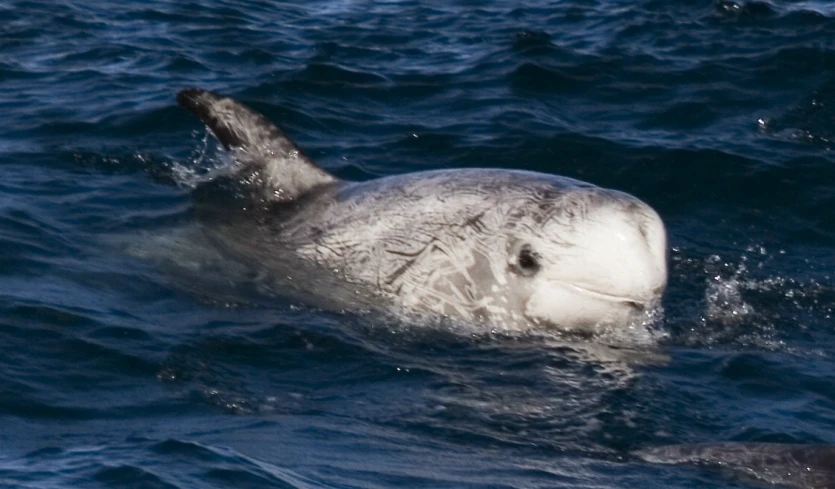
[177,88,336,202]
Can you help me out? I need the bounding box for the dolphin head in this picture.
[499,186,667,333]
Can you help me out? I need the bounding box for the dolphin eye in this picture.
[514,245,541,276]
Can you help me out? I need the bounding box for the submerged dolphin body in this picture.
[174,88,668,333]
[637,442,835,489]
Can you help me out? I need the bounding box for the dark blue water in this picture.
[3,1,835,487]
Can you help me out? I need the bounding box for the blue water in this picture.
[2,1,835,487]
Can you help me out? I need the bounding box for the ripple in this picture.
[511,62,597,93]
[204,468,300,489]
[639,101,721,130]
[713,0,776,22]
[292,62,391,87]
[94,465,179,489]
[511,30,555,54]
[148,439,222,461]
[764,76,835,147]
[1,438,325,489]
[2,1,835,488]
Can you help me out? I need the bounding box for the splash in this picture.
[703,252,756,324]
[378,301,670,358]
[165,130,236,189]
[600,304,668,347]
[674,245,833,351]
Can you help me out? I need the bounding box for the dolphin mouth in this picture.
[565,283,652,310]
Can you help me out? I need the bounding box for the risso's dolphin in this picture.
[174,88,667,333]
[637,442,835,489]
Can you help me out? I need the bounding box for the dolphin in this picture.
[173,88,667,333]
[636,442,835,489]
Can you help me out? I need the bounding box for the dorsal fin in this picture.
[177,88,336,202]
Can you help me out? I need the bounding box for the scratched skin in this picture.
[283,170,644,326]
[198,167,658,331]
[179,89,666,333]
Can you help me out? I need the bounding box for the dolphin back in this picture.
[636,442,835,489]
[177,88,336,202]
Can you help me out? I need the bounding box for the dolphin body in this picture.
[172,88,668,333]
[637,442,835,489]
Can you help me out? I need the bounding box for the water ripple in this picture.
[2,0,835,488]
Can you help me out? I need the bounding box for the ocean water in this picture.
[2,0,835,487]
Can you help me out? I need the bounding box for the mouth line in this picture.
[563,282,650,307]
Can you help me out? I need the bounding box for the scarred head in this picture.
[496,186,667,333]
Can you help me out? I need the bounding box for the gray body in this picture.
[637,443,835,489]
[177,89,668,332]
[243,170,625,323]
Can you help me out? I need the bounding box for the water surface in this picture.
[2,1,835,488]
